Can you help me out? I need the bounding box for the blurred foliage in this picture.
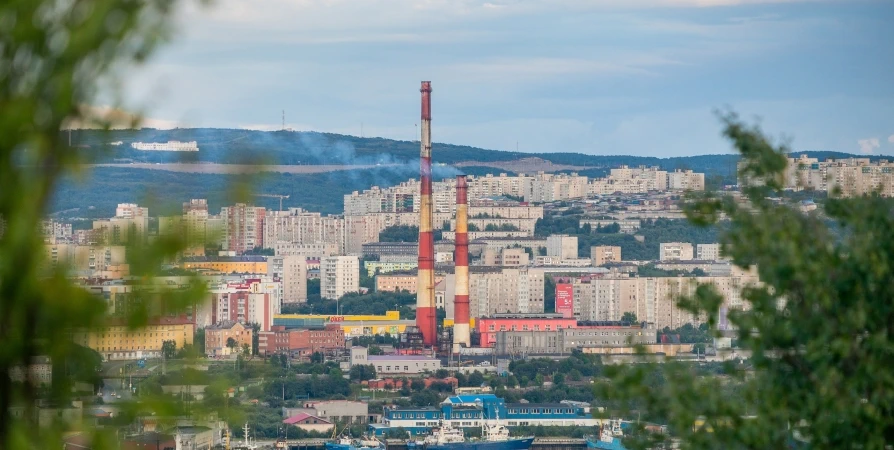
[599,113,894,449]
[0,0,219,448]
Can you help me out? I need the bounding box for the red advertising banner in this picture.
[555,283,574,318]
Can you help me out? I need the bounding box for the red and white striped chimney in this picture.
[416,81,437,346]
[453,175,471,352]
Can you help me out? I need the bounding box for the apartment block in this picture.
[590,246,622,266]
[667,170,706,191]
[268,255,308,304]
[221,204,265,254]
[92,203,149,244]
[546,235,578,260]
[696,243,722,261]
[44,244,127,277]
[321,256,360,300]
[469,267,545,317]
[659,242,694,261]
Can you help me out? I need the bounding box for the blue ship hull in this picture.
[424,437,534,450]
[586,437,626,450]
[326,443,383,450]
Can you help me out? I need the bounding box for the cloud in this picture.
[857,138,880,154]
[889,135,894,144]
[63,105,184,130]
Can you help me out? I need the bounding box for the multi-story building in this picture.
[696,243,722,261]
[268,255,307,303]
[181,256,268,274]
[740,154,894,198]
[204,321,252,356]
[494,323,657,355]
[92,203,149,244]
[258,325,345,356]
[285,400,370,425]
[349,347,441,375]
[321,256,359,300]
[376,272,446,293]
[589,166,668,195]
[209,280,280,331]
[364,261,419,276]
[482,248,530,267]
[73,316,194,361]
[44,244,128,277]
[221,203,265,254]
[565,273,760,330]
[546,235,578,260]
[578,218,641,234]
[666,169,706,191]
[659,242,694,261]
[526,173,589,203]
[476,314,577,347]
[469,267,545,317]
[590,246,622,266]
[159,199,210,257]
[9,356,53,387]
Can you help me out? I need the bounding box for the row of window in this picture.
[489,324,564,332]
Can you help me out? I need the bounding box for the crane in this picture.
[254,194,290,211]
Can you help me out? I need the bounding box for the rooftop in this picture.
[283,413,332,425]
[368,355,438,361]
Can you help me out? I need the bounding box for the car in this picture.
[110,391,116,397]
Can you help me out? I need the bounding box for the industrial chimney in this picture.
[416,81,437,346]
[453,175,471,352]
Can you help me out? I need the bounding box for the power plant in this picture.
[415,81,437,346]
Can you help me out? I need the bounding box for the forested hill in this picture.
[70,128,881,177]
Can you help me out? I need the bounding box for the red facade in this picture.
[476,316,578,347]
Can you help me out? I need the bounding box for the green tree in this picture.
[226,337,238,350]
[620,312,637,324]
[195,328,206,355]
[0,1,206,448]
[161,340,177,359]
[600,113,894,449]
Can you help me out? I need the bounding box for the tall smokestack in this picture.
[416,81,437,346]
[453,175,471,352]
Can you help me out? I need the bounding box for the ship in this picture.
[409,420,533,450]
[325,436,384,450]
[586,420,626,450]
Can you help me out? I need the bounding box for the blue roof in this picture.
[445,394,500,404]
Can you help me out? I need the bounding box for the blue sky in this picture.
[124,0,894,157]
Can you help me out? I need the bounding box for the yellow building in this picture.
[274,311,410,337]
[181,256,268,274]
[74,316,195,361]
[275,310,400,323]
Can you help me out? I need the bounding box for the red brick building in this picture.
[477,314,578,348]
[258,325,345,356]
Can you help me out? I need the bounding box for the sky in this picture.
[122,0,894,157]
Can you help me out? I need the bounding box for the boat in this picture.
[230,423,259,450]
[326,426,383,450]
[413,420,534,450]
[587,420,626,450]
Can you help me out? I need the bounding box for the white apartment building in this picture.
[696,243,722,261]
[269,255,308,303]
[570,273,759,330]
[659,242,694,261]
[667,170,706,191]
[321,256,360,300]
[469,267,545,317]
[546,235,579,260]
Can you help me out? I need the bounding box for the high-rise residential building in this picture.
[469,267,545,317]
[210,290,278,331]
[269,255,308,304]
[92,203,149,244]
[591,246,622,266]
[321,256,360,300]
[659,242,694,261]
[740,154,894,198]
[696,243,722,261]
[546,234,578,260]
[667,170,706,191]
[44,244,128,277]
[567,273,759,330]
[221,204,265,254]
[159,199,210,257]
